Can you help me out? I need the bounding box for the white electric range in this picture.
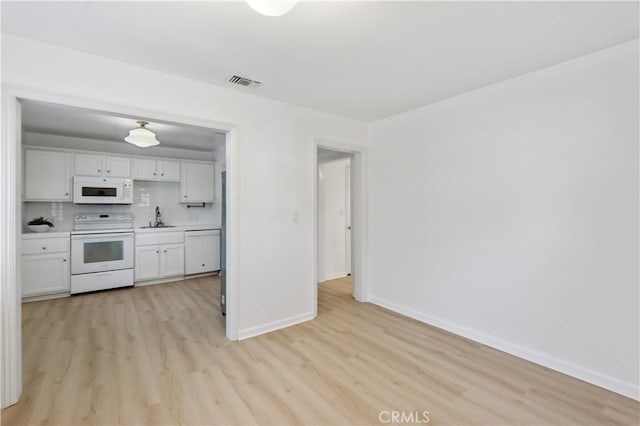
[70,213,134,294]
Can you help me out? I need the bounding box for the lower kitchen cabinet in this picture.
[22,234,70,298]
[135,245,162,281]
[160,244,185,277]
[185,230,220,274]
[135,231,185,283]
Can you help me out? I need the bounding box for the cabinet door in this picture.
[185,232,219,274]
[74,153,103,177]
[133,158,158,180]
[105,157,131,178]
[22,253,70,297]
[181,162,214,203]
[161,244,185,278]
[158,161,181,181]
[135,246,161,281]
[24,149,73,201]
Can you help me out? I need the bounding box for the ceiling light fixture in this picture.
[124,120,160,148]
[246,0,298,17]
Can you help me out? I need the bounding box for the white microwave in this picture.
[73,177,133,204]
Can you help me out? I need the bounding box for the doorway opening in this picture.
[1,89,239,408]
[314,142,367,318]
[317,149,353,296]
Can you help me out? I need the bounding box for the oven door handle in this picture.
[72,233,133,240]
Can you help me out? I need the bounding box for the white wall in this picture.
[2,34,367,337]
[318,157,350,281]
[368,40,639,399]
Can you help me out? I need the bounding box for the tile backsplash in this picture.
[23,180,217,231]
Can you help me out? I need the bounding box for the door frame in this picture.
[0,86,241,408]
[313,138,368,318]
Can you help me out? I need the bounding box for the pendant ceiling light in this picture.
[124,121,160,148]
[246,0,298,16]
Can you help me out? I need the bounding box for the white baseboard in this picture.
[320,272,348,282]
[237,312,314,341]
[134,276,184,287]
[369,296,640,401]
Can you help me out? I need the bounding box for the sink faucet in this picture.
[155,206,164,227]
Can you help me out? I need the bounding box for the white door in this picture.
[181,162,214,203]
[22,253,70,297]
[105,157,131,178]
[24,149,73,201]
[133,158,157,180]
[135,246,160,281]
[158,161,181,181]
[74,153,103,177]
[161,244,185,278]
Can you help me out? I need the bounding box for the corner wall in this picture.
[367,40,639,399]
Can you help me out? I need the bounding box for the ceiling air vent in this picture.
[229,75,262,89]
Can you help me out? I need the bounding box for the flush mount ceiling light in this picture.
[246,0,298,16]
[124,120,160,148]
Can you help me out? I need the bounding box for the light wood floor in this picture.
[2,276,638,425]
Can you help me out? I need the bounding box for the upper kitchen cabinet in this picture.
[75,153,131,178]
[133,158,181,182]
[180,162,214,203]
[24,149,73,202]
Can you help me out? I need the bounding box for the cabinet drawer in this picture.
[135,232,184,247]
[22,237,69,255]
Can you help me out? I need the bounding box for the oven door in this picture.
[71,232,134,274]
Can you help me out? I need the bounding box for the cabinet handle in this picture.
[97,169,102,172]
[63,259,67,262]
[153,172,157,176]
[184,195,187,198]
[107,170,111,173]
[161,173,164,176]
[163,250,167,253]
[65,193,69,196]
[202,263,205,267]
[156,250,159,254]
[42,247,47,250]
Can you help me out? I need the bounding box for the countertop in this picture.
[134,225,220,233]
[22,225,221,236]
[22,231,71,239]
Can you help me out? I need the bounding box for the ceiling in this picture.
[3,2,638,121]
[21,100,227,152]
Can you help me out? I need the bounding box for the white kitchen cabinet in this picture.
[74,153,103,177]
[135,231,185,283]
[24,149,73,202]
[133,158,181,182]
[22,235,70,298]
[105,157,132,178]
[185,230,220,274]
[75,153,131,178]
[180,162,214,203]
[133,158,157,180]
[160,244,185,278]
[158,161,181,181]
[135,245,162,281]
